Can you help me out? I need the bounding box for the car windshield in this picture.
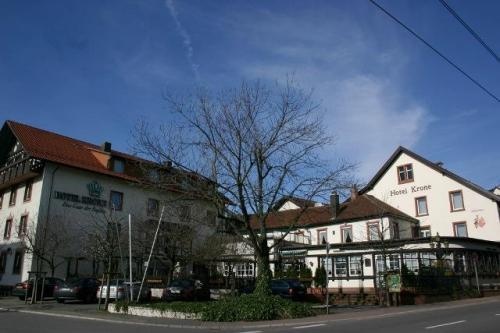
[64,278,83,287]
[286,280,304,288]
[169,280,192,288]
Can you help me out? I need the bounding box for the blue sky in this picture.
[1,0,499,188]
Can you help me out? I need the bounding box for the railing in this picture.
[0,157,43,188]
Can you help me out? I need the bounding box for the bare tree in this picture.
[81,210,126,310]
[133,78,354,295]
[22,213,75,277]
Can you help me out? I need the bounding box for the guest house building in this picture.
[0,120,219,287]
[361,146,500,242]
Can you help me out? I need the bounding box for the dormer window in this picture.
[112,159,125,173]
[397,164,414,184]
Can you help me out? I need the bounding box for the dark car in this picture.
[54,277,100,303]
[270,279,307,300]
[12,277,65,300]
[162,279,210,301]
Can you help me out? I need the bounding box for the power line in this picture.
[368,0,500,103]
[438,0,499,63]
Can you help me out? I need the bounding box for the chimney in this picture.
[101,141,112,153]
[350,185,358,200]
[330,191,339,219]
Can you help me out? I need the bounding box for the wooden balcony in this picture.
[0,157,44,190]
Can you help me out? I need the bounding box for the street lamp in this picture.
[429,233,449,260]
[322,237,330,314]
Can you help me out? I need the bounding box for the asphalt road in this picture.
[0,296,499,333]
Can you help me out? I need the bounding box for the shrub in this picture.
[201,294,314,321]
[314,266,326,287]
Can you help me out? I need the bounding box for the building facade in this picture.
[0,121,219,287]
[362,146,500,241]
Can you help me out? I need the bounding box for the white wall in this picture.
[367,152,500,241]
[0,175,44,285]
[1,162,218,286]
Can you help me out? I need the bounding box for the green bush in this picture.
[314,266,326,287]
[201,294,314,321]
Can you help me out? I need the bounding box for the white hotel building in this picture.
[362,146,500,241]
[0,120,218,288]
[229,147,500,300]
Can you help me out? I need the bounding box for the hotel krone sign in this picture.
[54,181,108,213]
[389,184,432,197]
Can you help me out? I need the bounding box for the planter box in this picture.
[109,305,202,320]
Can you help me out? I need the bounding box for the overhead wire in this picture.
[368,0,499,103]
[438,0,499,63]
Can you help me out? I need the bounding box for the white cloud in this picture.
[219,8,431,182]
[320,75,431,181]
[165,0,200,81]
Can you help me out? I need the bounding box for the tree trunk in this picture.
[253,242,272,296]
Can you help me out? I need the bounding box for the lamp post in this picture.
[322,238,330,314]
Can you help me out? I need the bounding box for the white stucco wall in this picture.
[1,162,218,286]
[367,152,500,241]
[0,175,44,285]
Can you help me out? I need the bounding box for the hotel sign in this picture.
[390,184,432,197]
[54,181,108,212]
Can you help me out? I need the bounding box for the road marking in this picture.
[293,323,326,329]
[425,320,466,329]
[237,331,263,333]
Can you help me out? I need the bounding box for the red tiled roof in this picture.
[6,120,141,181]
[251,194,418,230]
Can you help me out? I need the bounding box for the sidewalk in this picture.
[1,295,499,330]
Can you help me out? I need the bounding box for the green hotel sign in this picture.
[54,181,108,210]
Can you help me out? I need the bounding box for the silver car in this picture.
[97,280,151,301]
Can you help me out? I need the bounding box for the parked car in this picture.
[12,277,65,301]
[54,277,100,303]
[270,279,307,300]
[162,279,210,301]
[97,280,151,302]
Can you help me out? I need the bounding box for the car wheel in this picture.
[18,296,26,301]
[56,298,65,304]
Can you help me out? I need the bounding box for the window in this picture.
[317,229,327,245]
[179,205,191,223]
[449,190,464,211]
[415,196,428,216]
[206,210,217,227]
[397,164,414,183]
[4,219,12,239]
[341,226,353,243]
[403,253,419,273]
[110,191,123,211]
[420,226,431,238]
[453,222,468,237]
[112,159,125,173]
[0,251,7,273]
[320,257,333,276]
[23,181,33,202]
[349,256,363,276]
[147,198,159,217]
[9,187,17,206]
[12,250,24,275]
[364,258,371,267]
[18,215,28,237]
[392,222,400,240]
[388,254,400,270]
[334,257,347,276]
[367,222,380,241]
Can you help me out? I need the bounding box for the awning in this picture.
[280,249,308,257]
